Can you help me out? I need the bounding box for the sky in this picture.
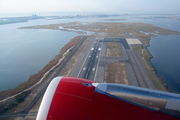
[0,0,180,16]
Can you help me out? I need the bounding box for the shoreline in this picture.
[145,38,169,91]
[0,36,91,115]
[0,36,82,100]
[1,21,179,98]
[0,45,75,103]
[146,38,169,91]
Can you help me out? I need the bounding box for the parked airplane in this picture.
[36,76,180,120]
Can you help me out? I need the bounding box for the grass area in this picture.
[144,66,162,90]
[106,42,122,57]
[15,91,31,103]
[105,63,128,84]
[19,22,180,37]
[0,91,31,114]
[133,43,166,91]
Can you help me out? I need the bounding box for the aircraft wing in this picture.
[36,76,180,120]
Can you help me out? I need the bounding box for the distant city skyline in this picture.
[0,0,180,16]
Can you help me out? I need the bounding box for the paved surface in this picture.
[70,37,156,89]
[70,37,104,81]
[88,37,156,89]
[126,38,142,45]
[69,37,96,78]
[130,46,156,89]
[0,112,37,118]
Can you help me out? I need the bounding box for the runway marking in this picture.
[94,42,103,81]
[85,73,88,78]
[77,38,96,77]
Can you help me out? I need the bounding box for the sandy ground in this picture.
[106,43,122,57]
[105,63,129,85]
[105,42,128,84]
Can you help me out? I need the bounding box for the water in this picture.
[131,17,180,93]
[0,15,180,93]
[0,19,88,91]
[147,35,180,93]
[98,16,180,93]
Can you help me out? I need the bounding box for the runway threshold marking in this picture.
[85,73,88,78]
[77,38,96,77]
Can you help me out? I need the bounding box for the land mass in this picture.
[19,22,180,37]
[18,21,180,91]
[1,21,180,119]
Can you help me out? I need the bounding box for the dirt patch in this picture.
[106,43,122,57]
[105,63,129,85]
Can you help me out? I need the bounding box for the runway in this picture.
[70,37,156,89]
[70,37,102,81]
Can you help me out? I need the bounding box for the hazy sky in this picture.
[0,0,180,14]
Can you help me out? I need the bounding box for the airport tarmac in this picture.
[70,37,156,89]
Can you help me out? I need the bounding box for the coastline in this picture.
[1,21,179,98]
[0,35,92,115]
[19,21,180,92]
[0,35,82,99]
[0,20,27,25]
[146,38,169,91]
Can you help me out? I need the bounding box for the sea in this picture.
[0,14,180,94]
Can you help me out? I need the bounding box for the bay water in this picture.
[0,15,180,94]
